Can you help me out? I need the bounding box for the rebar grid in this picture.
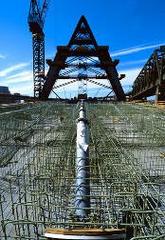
[0,102,164,240]
[88,103,165,239]
[0,102,77,239]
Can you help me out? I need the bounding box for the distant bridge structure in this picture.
[131,46,165,102]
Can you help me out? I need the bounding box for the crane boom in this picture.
[28,0,49,98]
[28,0,43,34]
[41,0,49,23]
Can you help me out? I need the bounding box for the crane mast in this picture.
[28,0,49,98]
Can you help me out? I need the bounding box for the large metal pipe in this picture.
[75,101,90,219]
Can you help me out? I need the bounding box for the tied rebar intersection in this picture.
[0,102,164,239]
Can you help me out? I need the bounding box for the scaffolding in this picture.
[0,102,165,239]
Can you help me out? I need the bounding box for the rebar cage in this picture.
[0,102,165,239]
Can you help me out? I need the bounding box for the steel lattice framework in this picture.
[40,16,126,101]
[131,46,165,102]
[33,34,45,98]
[28,0,49,98]
[0,102,165,239]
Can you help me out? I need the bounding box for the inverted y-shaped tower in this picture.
[40,16,126,101]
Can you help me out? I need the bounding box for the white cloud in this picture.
[6,71,32,83]
[0,54,6,59]
[0,63,33,95]
[120,67,141,86]
[111,43,165,57]
[10,83,33,96]
[0,63,30,77]
[6,71,31,80]
[119,59,147,67]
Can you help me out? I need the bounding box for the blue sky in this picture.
[0,0,165,98]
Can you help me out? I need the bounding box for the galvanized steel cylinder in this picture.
[75,101,90,219]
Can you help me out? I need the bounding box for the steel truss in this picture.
[33,34,45,98]
[40,16,125,101]
[132,46,165,102]
[28,0,49,98]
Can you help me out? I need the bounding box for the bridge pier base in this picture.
[156,84,165,103]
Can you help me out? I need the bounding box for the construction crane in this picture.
[28,0,49,98]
